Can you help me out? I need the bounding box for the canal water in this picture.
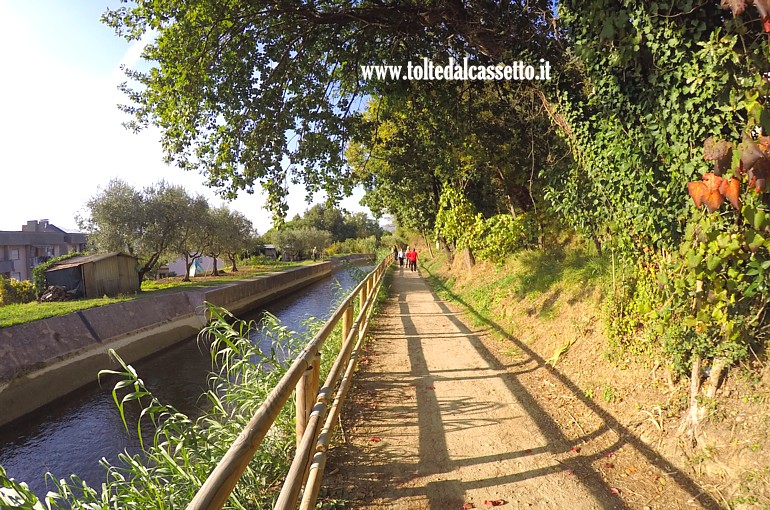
[0,263,372,499]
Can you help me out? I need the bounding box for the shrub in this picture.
[0,276,36,306]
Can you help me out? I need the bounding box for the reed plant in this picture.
[0,292,355,509]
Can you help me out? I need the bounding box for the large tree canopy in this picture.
[102,0,560,220]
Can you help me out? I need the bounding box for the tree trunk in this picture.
[439,236,453,263]
[229,253,238,272]
[212,256,219,276]
[704,357,727,399]
[463,247,475,269]
[680,354,702,444]
[421,231,434,258]
[592,234,603,257]
[182,254,191,282]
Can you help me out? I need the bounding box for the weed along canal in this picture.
[0,262,372,499]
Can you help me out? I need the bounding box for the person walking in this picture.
[312,246,318,262]
[393,245,399,264]
[398,247,405,267]
[408,247,418,272]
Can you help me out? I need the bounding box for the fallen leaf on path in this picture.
[569,446,581,454]
[524,449,532,454]
[462,503,475,509]
[626,466,637,475]
[609,487,621,495]
[484,500,505,507]
[426,385,435,390]
[605,451,614,458]
[604,462,614,469]
[369,436,381,443]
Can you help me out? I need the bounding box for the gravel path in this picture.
[331,266,624,509]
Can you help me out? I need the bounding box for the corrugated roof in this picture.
[46,252,136,271]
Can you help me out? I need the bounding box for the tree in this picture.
[219,210,254,272]
[102,1,560,221]
[284,204,382,242]
[170,195,211,282]
[78,180,190,282]
[268,227,331,261]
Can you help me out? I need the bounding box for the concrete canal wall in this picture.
[0,262,337,427]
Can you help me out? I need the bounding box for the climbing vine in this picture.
[552,1,770,253]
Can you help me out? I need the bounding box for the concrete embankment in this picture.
[0,261,349,427]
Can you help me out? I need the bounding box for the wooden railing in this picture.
[186,254,393,510]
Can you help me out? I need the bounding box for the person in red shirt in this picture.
[407,248,418,272]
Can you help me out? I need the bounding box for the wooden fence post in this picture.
[296,354,320,449]
[342,303,354,345]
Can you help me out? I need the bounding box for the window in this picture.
[9,249,19,260]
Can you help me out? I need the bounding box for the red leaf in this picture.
[604,462,615,469]
[569,446,581,454]
[484,500,505,507]
[702,172,723,191]
[687,181,707,207]
[609,487,621,495]
[370,436,381,443]
[720,0,747,16]
[462,503,475,509]
[426,385,435,390]
[702,189,725,212]
[524,449,532,454]
[718,177,741,211]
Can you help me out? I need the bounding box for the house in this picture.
[0,220,88,281]
[44,252,140,298]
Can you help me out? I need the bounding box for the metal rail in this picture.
[186,254,392,510]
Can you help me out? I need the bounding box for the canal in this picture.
[0,263,372,499]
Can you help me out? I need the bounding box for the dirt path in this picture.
[327,267,721,509]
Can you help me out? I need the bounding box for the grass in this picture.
[0,297,133,327]
[421,242,609,334]
[0,262,309,328]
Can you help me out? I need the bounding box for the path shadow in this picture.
[418,267,721,510]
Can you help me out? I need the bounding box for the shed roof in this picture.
[46,252,137,271]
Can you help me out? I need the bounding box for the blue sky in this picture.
[0,0,367,234]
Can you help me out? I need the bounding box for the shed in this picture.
[263,244,278,260]
[45,252,140,298]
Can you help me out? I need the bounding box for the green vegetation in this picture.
[31,252,82,296]
[262,204,386,261]
[0,276,35,307]
[0,297,134,328]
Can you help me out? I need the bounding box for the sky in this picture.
[0,0,368,234]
